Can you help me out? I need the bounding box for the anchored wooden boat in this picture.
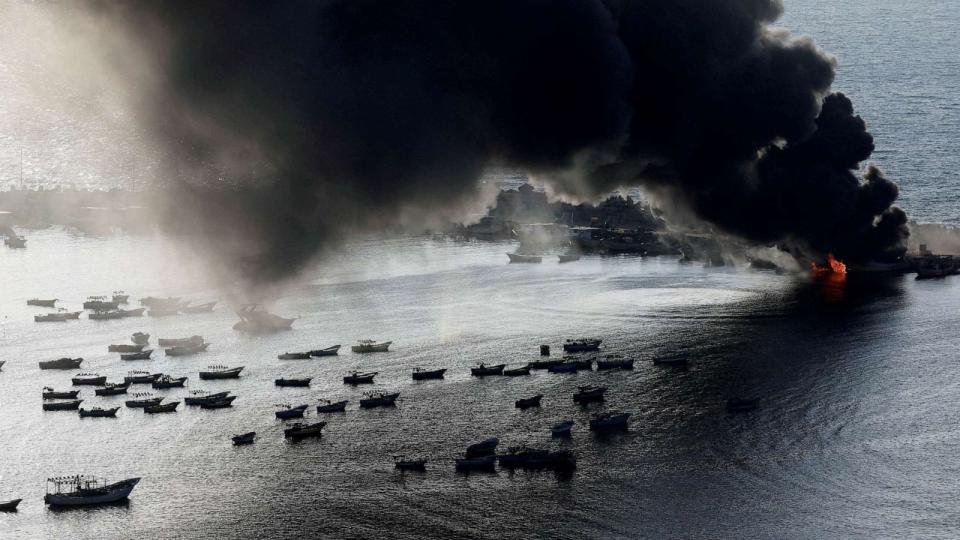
[548,360,592,373]
[78,407,119,418]
[359,392,399,408]
[88,310,124,320]
[34,311,81,323]
[95,383,130,396]
[83,297,118,311]
[351,340,392,353]
[343,371,377,385]
[275,377,312,387]
[44,476,139,507]
[562,338,602,353]
[232,432,256,445]
[72,373,106,386]
[200,396,237,409]
[27,298,57,307]
[144,401,179,414]
[573,386,607,403]
[119,308,145,318]
[184,391,230,406]
[42,387,79,399]
[125,395,163,408]
[471,363,505,376]
[151,375,187,389]
[43,399,83,411]
[503,366,531,376]
[275,404,309,419]
[0,498,21,511]
[199,366,243,380]
[597,357,635,370]
[124,371,161,384]
[506,252,542,263]
[278,351,311,360]
[412,367,446,380]
[316,400,348,413]
[309,345,341,357]
[157,335,203,348]
[233,304,296,333]
[121,349,153,360]
[515,394,543,409]
[394,456,427,471]
[108,344,146,353]
[527,359,563,370]
[165,342,210,356]
[284,421,326,439]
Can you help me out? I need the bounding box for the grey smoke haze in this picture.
[103,0,908,284]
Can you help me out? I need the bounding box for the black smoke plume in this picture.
[109,0,908,284]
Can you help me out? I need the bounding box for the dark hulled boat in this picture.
[184,391,230,405]
[43,387,80,400]
[503,366,531,376]
[573,386,607,403]
[39,357,83,370]
[275,377,312,387]
[562,338,602,353]
[78,407,120,418]
[275,404,309,419]
[412,368,446,380]
[343,371,377,385]
[284,421,326,440]
[27,298,57,307]
[121,350,154,360]
[316,400,348,413]
[144,401,179,414]
[124,371,161,384]
[200,396,237,409]
[515,394,543,409]
[198,366,243,380]
[359,392,399,408]
[44,476,140,507]
[125,396,163,408]
[232,432,256,445]
[471,363,505,376]
[151,375,188,389]
[309,345,341,357]
[72,373,106,386]
[95,383,130,396]
[165,343,210,356]
[277,352,311,360]
[43,399,83,411]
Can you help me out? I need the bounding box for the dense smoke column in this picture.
[117,0,907,284]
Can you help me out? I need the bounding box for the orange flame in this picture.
[810,253,847,275]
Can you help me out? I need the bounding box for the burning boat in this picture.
[233,304,296,333]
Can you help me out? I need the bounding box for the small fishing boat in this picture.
[394,456,427,471]
[277,352,312,360]
[527,359,563,370]
[108,344,146,353]
[466,437,499,458]
[157,335,204,348]
[165,343,210,356]
[43,399,83,411]
[562,338,602,353]
[351,340,392,353]
[131,332,150,346]
[471,363,505,377]
[78,407,120,418]
[551,420,575,437]
[124,371,161,384]
[589,412,630,432]
[95,382,130,396]
[0,498,21,511]
[125,395,163,408]
[121,349,154,360]
[151,375,188,389]
[596,357,635,370]
[83,297,118,311]
[316,399,348,413]
[199,366,243,380]
[119,308,145,318]
[502,366,531,376]
[309,345,341,357]
[455,455,496,471]
[42,387,79,399]
[573,386,607,403]
[200,397,237,409]
[343,371,377,385]
[88,310,125,320]
[359,392,400,408]
[233,304,296,333]
[27,298,57,307]
[184,391,230,406]
[40,357,83,370]
[232,432,256,445]
[726,397,759,413]
[412,367,446,380]
[72,373,107,386]
[653,355,689,367]
[144,401,179,414]
[34,311,82,323]
[558,253,581,263]
[44,476,140,507]
[275,404,309,419]
[284,421,326,440]
[507,252,542,263]
[515,394,543,409]
[182,301,217,313]
[112,292,129,304]
[275,377,312,387]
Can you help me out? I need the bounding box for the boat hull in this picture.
[309,345,341,357]
[412,369,446,380]
[351,341,392,353]
[199,368,242,380]
[316,400,348,413]
[45,478,139,507]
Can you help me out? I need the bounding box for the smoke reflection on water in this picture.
[3,230,957,539]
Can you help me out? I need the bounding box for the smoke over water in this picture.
[106,0,907,285]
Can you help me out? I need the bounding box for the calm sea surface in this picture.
[2,0,960,538]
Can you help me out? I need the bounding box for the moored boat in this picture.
[119,308,145,318]
[151,375,188,389]
[573,385,607,403]
[527,359,563,370]
[275,377,312,387]
[589,412,630,432]
[547,362,579,373]
[309,345,341,357]
[466,437,499,458]
[83,297,118,311]
[34,311,82,323]
[233,304,296,333]
[27,298,57,307]
[39,357,83,370]
[653,355,689,367]
[157,335,204,348]
[108,344,146,353]
[43,399,83,411]
[562,338,602,353]
[95,382,130,396]
[44,476,140,507]
[316,399,348,413]
[412,367,446,380]
[502,366,531,376]
[551,420,575,437]
[515,394,543,409]
[596,357,634,370]
[359,392,400,408]
[198,365,243,380]
[275,404,309,419]
[394,456,427,471]
[471,363,505,377]
[125,395,163,408]
[121,349,154,360]
[200,396,237,409]
[0,498,21,511]
[184,391,230,405]
[278,351,312,360]
[144,401,179,414]
[4,235,26,248]
[72,373,106,386]
[284,421,326,439]
[42,387,80,399]
[78,407,120,418]
[88,310,125,320]
[343,371,377,385]
[351,340,392,353]
[232,432,256,445]
[165,342,210,356]
[507,252,542,263]
[124,371,161,384]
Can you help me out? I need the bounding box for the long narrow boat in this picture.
[316,400,348,413]
[121,350,153,361]
[108,344,146,353]
[394,457,427,471]
[42,399,83,411]
[470,363,505,377]
[198,366,243,380]
[573,386,607,403]
[277,352,312,360]
[72,374,106,386]
[44,476,139,507]
[200,396,237,409]
[83,298,118,310]
[125,396,163,408]
[455,455,497,471]
[27,298,57,307]
[506,253,542,263]
[309,345,341,357]
[42,387,80,399]
[0,498,21,511]
[184,391,230,405]
[88,310,125,320]
[124,371,161,384]
[412,368,446,380]
[232,432,256,445]
[275,404,309,419]
[119,308,146,318]
[78,407,120,418]
[151,375,187,389]
[503,366,531,376]
[343,371,377,385]
[165,343,210,356]
[359,392,400,408]
[144,401,179,414]
[562,338,602,353]
[527,359,563,370]
[351,340,392,353]
[596,357,635,370]
[275,377,312,387]
[34,311,82,323]
[95,383,130,396]
[157,336,204,348]
[589,412,630,431]
[284,421,326,440]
